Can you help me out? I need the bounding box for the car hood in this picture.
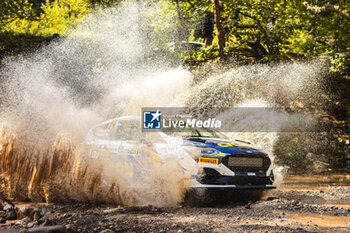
[184,137,267,156]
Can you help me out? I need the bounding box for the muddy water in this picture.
[276,174,350,230]
[288,213,350,228]
[281,174,350,188]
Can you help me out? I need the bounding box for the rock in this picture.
[16,206,36,220]
[6,208,17,220]
[33,211,42,221]
[0,210,6,217]
[2,202,17,220]
[38,213,57,225]
[3,203,13,211]
[102,207,124,214]
[24,225,67,233]
[100,230,113,233]
[65,224,77,233]
[38,207,48,216]
[27,222,36,228]
[42,220,51,227]
[290,200,297,206]
[0,217,6,223]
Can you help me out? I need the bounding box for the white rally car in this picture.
[84,116,275,190]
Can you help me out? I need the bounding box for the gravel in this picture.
[0,187,349,233]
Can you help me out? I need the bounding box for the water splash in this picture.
[0,3,193,206]
[0,2,327,205]
[180,61,327,185]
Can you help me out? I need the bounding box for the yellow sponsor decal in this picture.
[217,142,233,147]
[198,157,219,165]
[217,142,255,148]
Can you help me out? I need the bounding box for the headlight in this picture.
[199,147,220,157]
[183,146,221,159]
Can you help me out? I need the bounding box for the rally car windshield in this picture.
[166,126,228,139]
[196,127,228,138]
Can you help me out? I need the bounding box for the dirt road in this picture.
[1,176,350,233]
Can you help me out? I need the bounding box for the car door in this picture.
[110,118,143,156]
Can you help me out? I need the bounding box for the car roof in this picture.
[100,115,140,124]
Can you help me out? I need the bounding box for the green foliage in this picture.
[0,0,89,36]
[0,0,36,27]
[87,0,120,7]
[159,0,350,71]
[39,0,89,35]
[0,0,349,72]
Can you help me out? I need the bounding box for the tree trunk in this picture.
[212,0,225,58]
[174,0,192,62]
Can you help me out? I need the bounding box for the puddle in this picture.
[280,174,350,194]
[289,213,350,228]
[278,187,333,192]
[282,174,350,187]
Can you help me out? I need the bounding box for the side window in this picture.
[93,119,116,139]
[112,119,143,141]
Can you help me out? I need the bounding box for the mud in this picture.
[0,177,349,233]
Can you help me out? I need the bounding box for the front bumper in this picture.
[187,160,276,190]
[189,182,276,189]
[188,174,276,189]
